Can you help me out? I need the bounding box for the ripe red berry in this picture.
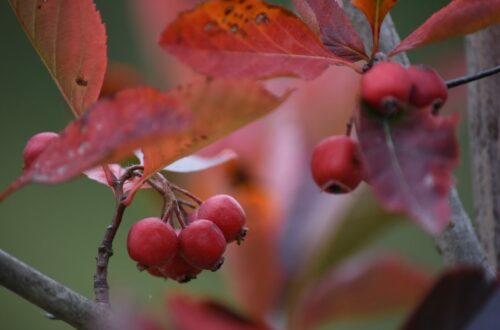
[310,136,362,193]
[157,254,202,283]
[127,218,178,267]
[179,220,226,270]
[361,62,412,114]
[197,194,247,243]
[23,132,59,169]
[407,65,448,108]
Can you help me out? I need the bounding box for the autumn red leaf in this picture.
[0,87,190,201]
[293,254,431,329]
[390,0,500,55]
[159,0,360,80]
[167,294,271,330]
[293,0,368,61]
[9,0,107,117]
[355,105,459,234]
[351,0,398,55]
[141,79,289,182]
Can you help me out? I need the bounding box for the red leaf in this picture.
[390,0,500,55]
[167,294,271,330]
[159,0,359,80]
[355,105,460,234]
[293,0,367,61]
[294,254,431,329]
[351,0,398,55]
[141,79,288,181]
[0,87,190,201]
[10,0,107,116]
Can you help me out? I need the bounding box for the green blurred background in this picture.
[0,0,471,329]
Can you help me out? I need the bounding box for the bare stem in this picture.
[93,166,139,304]
[446,64,500,89]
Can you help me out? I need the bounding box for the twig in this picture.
[342,1,495,276]
[0,249,110,329]
[93,166,137,304]
[446,64,500,89]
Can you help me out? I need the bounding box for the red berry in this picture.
[197,195,247,243]
[179,220,226,270]
[127,218,178,267]
[23,132,59,169]
[361,62,412,114]
[146,267,165,278]
[310,136,362,193]
[157,254,202,283]
[407,65,448,108]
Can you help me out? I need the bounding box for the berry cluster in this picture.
[361,62,448,115]
[310,61,448,194]
[127,194,247,283]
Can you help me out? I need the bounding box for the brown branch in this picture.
[0,249,110,329]
[342,1,495,277]
[466,25,500,271]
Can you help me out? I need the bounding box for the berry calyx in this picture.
[157,254,202,283]
[361,62,412,115]
[23,132,59,169]
[179,220,226,270]
[127,218,178,267]
[407,65,448,108]
[310,136,363,193]
[197,194,247,243]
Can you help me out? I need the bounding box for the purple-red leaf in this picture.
[351,0,398,55]
[355,105,459,234]
[391,0,500,55]
[402,268,498,330]
[0,87,190,201]
[167,294,271,330]
[293,0,368,61]
[10,0,107,116]
[159,0,360,80]
[294,254,431,329]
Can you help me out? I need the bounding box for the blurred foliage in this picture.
[0,0,472,329]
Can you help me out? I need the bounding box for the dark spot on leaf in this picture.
[201,135,208,140]
[255,12,270,25]
[245,4,253,10]
[224,6,234,15]
[239,0,246,3]
[244,18,249,23]
[76,77,88,87]
[230,24,239,33]
[204,21,216,32]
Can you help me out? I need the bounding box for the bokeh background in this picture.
[0,0,472,329]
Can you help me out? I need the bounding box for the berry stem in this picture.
[446,64,500,89]
[345,117,354,137]
[170,183,203,205]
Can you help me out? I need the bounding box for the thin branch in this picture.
[446,64,500,89]
[342,1,494,276]
[0,249,110,329]
[93,167,135,304]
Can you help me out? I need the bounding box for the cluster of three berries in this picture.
[127,194,247,283]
